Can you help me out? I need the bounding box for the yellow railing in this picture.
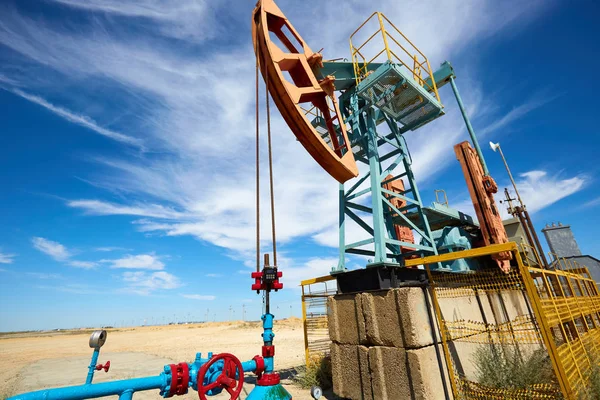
[349,12,441,103]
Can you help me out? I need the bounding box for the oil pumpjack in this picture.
[8,0,518,399]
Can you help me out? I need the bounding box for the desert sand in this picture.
[0,319,331,399]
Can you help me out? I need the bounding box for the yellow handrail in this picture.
[349,11,441,103]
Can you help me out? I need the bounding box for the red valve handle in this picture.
[197,353,243,400]
[95,360,110,373]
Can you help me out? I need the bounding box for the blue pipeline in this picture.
[9,375,168,400]
[261,313,274,372]
[85,349,100,384]
[10,355,262,400]
[10,316,276,399]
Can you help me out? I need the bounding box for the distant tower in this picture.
[542,223,582,258]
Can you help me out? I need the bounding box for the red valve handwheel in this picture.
[197,353,243,400]
[95,360,110,373]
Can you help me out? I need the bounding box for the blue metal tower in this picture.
[310,13,457,273]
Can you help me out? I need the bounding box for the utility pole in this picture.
[290,304,293,318]
[242,304,246,322]
[229,305,233,321]
[490,141,549,267]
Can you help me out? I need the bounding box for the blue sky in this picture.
[0,0,599,332]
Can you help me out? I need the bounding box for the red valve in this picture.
[197,353,243,400]
[95,360,110,373]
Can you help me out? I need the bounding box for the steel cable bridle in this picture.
[255,30,278,314]
[255,44,261,274]
[264,61,277,268]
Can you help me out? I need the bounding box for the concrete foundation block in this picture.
[331,343,372,400]
[369,346,411,399]
[407,345,453,400]
[438,288,488,327]
[396,287,440,348]
[362,290,403,347]
[328,294,366,345]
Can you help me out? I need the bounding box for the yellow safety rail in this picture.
[300,275,337,366]
[349,12,441,103]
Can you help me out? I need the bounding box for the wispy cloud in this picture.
[102,253,165,270]
[10,89,143,148]
[94,246,131,252]
[0,251,16,264]
[479,94,559,137]
[32,237,71,261]
[38,283,103,295]
[453,169,588,219]
[514,170,587,214]
[181,294,216,301]
[122,270,181,295]
[205,273,222,278]
[27,272,62,280]
[48,0,217,42]
[67,260,98,269]
[68,200,186,219]
[31,237,98,268]
[580,196,600,209]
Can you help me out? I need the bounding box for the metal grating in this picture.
[425,243,600,399]
[357,64,442,130]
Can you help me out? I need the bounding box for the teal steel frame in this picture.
[321,61,458,273]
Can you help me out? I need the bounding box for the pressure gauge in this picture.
[310,385,323,399]
[89,330,107,349]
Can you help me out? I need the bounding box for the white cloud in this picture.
[94,246,130,252]
[103,253,165,270]
[511,170,587,215]
[452,169,588,220]
[122,270,181,295]
[48,0,217,42]
[282,257,339,289]
[69,200,186,219]
[181,294,216,301]
[0,251,16,264]
[31,237,71,261]
[67,260,98,269]
[9,90,143,148]
[205,273,222,278]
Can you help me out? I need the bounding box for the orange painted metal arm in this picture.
[454,141,512,272]
[252,0,358,183]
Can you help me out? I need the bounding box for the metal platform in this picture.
[401,202,479,232]
[356,62,444,131]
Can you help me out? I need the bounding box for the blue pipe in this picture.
[85,349,100,384]
[449,76,490,176]
[8,375,168,400]
[118,390,133,400]
[262,313,275,373]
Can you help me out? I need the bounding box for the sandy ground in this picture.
[0,319,338,400]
